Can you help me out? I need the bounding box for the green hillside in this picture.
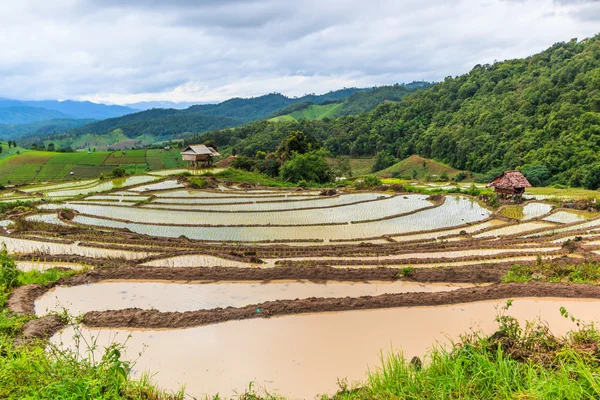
[0,148,184,184]
[269,103,343,122]
[194,35,600,188]
[374,155,466,180]
[21,89,368,151]
[0,118,94,140]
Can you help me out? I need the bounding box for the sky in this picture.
[0,0,598,105]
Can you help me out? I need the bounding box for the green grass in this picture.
[0,148,185,185]
[269,103,343,122]
[503,260,600,284]
[0,141,29,161]
[527,186,600,200]
[375,155,471,181]
[327,157,376,177]
[211,168,295,187]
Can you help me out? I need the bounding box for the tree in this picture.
[519,165,551,187]
[231,156,255,171]
[335,156,353,177]
[279,150,334,184]
[276,131,320,162]
[372,151,397,172]
[47,143,55,152]
[203,140,218,151]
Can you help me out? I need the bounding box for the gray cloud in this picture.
[0,0,598,104]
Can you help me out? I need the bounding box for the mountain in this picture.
[192,35,600,188]
[0,98,137,121]
[0,106,68,124]
[21,88,371,149]
[0,118,95,140]
[126,101,204,110]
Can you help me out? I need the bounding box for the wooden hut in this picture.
[180,145,220,168]
[487,170,531,201]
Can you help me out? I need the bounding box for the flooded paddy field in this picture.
[5,176,600,399]
[51,297,600,399]
[35,280,474,316]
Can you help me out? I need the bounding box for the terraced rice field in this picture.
[4,175,600,398]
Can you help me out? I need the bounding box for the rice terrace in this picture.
[1,3,600,399]
[2,159,600,398]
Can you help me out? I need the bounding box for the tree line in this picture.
[190,35,600,188]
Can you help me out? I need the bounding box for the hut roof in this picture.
[180,145,220,157]
[487,170,532,189]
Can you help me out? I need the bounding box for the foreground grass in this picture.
[0,250,181,399]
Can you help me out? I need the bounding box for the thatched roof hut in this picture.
[180,144,220,167]
[487,170,531,196]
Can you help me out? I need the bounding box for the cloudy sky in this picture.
[0,0,598,105]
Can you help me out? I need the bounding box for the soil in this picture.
[7,284,53,315]
[21,315,64,340]
[80,282,600,329]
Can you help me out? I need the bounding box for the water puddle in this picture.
[36,281,472,316]
[51,298,600,399]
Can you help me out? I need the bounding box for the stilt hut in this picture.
[180,145,220,168]
[487,170,531,202]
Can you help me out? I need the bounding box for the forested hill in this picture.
[27,89,367,147]
[194,35,600,188]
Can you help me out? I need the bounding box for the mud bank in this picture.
[81,282,600,329]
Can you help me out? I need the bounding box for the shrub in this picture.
[188,177,208,189]
[355,176,382,190]
[453,171,468,182]
[0,246,19,288]
[111,167,127,178]
[466,184,481,196]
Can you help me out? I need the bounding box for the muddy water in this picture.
[35,281,472,316]
[52,298,600,399]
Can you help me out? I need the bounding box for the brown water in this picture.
[51,298,600,399]
[35,280,472,316]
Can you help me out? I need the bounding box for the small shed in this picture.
[180,145,220,168]
[487,170,531,201]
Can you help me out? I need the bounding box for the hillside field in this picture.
[326,156,376,176]
[269,103,343,122]
[375,155,470,180]
[0,148,184,184]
